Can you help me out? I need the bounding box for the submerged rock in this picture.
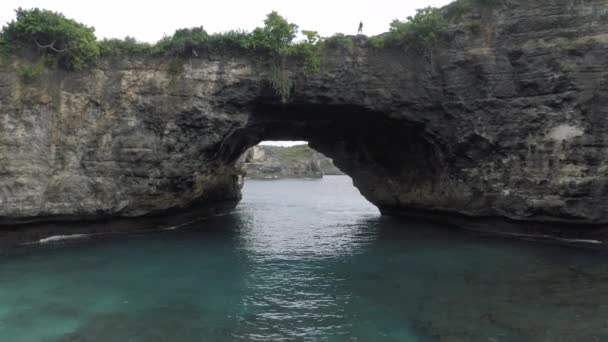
[2,0,608,242]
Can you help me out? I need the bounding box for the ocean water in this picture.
[1,176,608,342]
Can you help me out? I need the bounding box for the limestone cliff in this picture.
[243,145,342,179]
[2,0,608,243]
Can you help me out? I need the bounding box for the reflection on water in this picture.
[236,179,378,258]
[234,177,381,340]
[0,176,607,341]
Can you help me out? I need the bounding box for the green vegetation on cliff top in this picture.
[0,0,499,70]
[275,144,316,162]
[1,8,99,70]
[1,1,499,97]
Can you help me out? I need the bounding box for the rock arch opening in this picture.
[217,103,445,214]
[242,142,343,180]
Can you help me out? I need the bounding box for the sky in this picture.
[0,0,454,43]
[0,0,453,147]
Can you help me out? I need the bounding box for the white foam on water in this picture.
[498,232,603,245]
[38,234,90,244]
[163,219,200,231]
[21,218,211,246]
[554,238,603,245]
[162,211,235,231]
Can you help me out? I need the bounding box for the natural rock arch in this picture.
[2,0,608,244]
[216,102,445,217]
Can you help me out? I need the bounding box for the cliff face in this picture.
[3,0,608,240]
[0,57,246,224]
[243,145,342,179]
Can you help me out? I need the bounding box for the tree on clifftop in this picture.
[384,7,448,54]
[250,11,298,54]
[1,8,99,70]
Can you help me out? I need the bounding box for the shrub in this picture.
[145,12,299,57]
[17,63,44,83]
[153,27,209,57]
[270,62,293,102]
[445,0,501,20]
[0,36,12,56]
[302,30,321,45]
[1,8,99,70]
[368,35,386,49]
[323,33,354,50]
[207,30,251,51]
[247,12,299,100]
[289,30,321,74]
[98,37,152,56]
[250,11,298,54]
[385,7,448,52]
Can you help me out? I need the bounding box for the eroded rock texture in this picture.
[2,0,608,239]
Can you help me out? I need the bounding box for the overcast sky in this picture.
[0,0,454,43]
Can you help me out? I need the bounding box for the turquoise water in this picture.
[1,176,608,341]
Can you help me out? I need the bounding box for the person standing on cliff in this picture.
[358,21,363,35]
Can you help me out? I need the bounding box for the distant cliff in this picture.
[243,145,343,179]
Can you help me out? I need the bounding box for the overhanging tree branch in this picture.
[33,39,67,53]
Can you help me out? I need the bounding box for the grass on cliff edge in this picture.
[0,0,501,71]
[276,145,316,162]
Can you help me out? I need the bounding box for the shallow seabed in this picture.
[1,176,608,341]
